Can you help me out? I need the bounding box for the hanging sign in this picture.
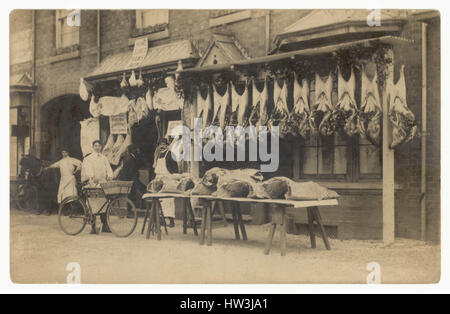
[128,37,148,69]
[109,113,128,135]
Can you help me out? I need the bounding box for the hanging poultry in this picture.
[333,67,359,137]
[288,74,310,139]
[268,79,290,139]
[387,65,418,149]
[358,65,382,146]
[312,73,334,136]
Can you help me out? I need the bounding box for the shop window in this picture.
[55,10,80,50]
[298,133,381,181]
[301,133,349,179]
[135,10,169,34]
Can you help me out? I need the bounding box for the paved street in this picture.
[10,209,440,284]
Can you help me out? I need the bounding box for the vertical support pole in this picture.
[190,87,200,179]
[382,49,395,244]
[293,142,300,180]
[420,22,428,242]
[265,11,271,53]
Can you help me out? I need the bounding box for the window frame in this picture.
[135,9,169,30]
[296,134,382,182]
[55,10,80,50]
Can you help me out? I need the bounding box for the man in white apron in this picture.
[152,137,180,227]
[81,140,113,233]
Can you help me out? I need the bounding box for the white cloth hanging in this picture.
[80,118,100,157]
[97,95,129,116]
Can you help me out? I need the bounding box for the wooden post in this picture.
[382,49,395,244]
[190,87,200,179]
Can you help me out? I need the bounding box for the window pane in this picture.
[302,147,317,175]
[334,146,347,174]
[360,145,381,174]
[142,10,169,28]
[318,144,333,174]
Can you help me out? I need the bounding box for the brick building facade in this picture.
[10,9,440,242]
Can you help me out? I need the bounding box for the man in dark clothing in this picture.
[116,144,146,209]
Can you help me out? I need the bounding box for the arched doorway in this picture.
[41,94,90,162]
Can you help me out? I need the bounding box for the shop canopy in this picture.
[274,10,408,51]
[84,39,200,82]
[175,35,413,75]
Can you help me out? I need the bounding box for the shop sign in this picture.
[109,113,128,134]
[129,37,148,69]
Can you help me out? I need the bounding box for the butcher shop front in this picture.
[80,11,427,242]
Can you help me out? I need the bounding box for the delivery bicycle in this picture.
[58,180,138,237]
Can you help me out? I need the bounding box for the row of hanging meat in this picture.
[196,65,417,149]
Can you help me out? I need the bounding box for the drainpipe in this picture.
[97,10,101,65]
[420,22,428,241]
[31,10,36,154]
[265,11,271,54]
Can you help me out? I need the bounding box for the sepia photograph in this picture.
[8,7,442,287]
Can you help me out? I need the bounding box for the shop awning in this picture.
[85,40,199,82]
[274,10,407,50]
[177,36,414,75]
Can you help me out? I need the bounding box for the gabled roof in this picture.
[275,10,408,49]
[197,34,250,67]
[10,72,35,93]
[85,40,199,81]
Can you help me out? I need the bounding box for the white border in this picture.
[1,0,449,294]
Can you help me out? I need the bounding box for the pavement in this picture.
[10,209,440,284]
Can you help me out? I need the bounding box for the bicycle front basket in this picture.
[100,181,133,197]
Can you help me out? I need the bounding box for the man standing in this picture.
[81,140,113,233]
[82,140,113,185]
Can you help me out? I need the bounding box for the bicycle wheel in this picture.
[14,184,38,211]
[58,197,88,236]
[106,196,137,238]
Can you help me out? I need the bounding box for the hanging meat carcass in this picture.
[333,67,359,137]
[79,78,90,101]
[120,72,128,89]
[211,83,231,130]
[288,74,310,139]
[230,82,250,127]
[312,73,334,136]
[89,95,101,118]
[128,70,137,87]
[358,66,382,146]
[145,88,154,111]
[197,86,213,128]
[268,79,290,139]
[248,78,269,128]
[387,65,418,149]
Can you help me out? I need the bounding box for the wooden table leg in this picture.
[155,199,161,240]
[146,200,156,240]
[160,201,168,236]
[186,200,198,236]
[235,203,248,241]
[199,204,207,245]
[217,201,227,226]
[307,207,316,249]
[280,207,287,256]
[264,223,277,255]
[311,206,331,250]
[141,200,150,235]
[182,199,188,235]
[231,205,241,240]
[206,203,213,246]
